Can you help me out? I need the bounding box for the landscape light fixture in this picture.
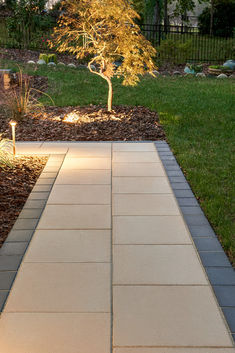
[9,120,17,156]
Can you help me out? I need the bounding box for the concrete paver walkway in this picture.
[0,142,234,352]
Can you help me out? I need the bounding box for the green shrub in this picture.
[6,0,54,49]
[157,39,192,65]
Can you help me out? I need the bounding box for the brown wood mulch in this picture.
[0,156,47,247]
[0,105,165,141]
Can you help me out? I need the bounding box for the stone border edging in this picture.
[154,140,235,343]
[0,154,65,312]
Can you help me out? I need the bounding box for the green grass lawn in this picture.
[1,61,235,264]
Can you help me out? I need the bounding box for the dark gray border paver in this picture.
[6,229,34,242]
[0,242,28,256]
[18,209,43,219]
[0,291,9,311]
[0,255,23,271]
[199,252,231,267]
[0,272,17,290]
[213,286,235,307]
[193,237,223,251]
[206,268,235,285]
[222,308,235,332]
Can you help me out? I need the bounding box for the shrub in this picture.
[198,0,235,37]
[6,0,54,48]
[157,39,193,65]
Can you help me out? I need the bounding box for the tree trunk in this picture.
[154,1,161,25]
[210,0,214,36]
[106,76,113,112]
[88,61,113,112]
[164,0,168,33]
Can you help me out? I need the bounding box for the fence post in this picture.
[158,24,161,46]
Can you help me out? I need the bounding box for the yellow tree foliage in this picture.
[51,0,157,111]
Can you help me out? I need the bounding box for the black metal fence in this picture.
[0,16,234,64]
[141,24,235,63]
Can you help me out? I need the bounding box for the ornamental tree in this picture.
[51,0,156,111]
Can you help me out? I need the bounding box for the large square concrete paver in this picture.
[0,313,110,353]
[112,163,165,177]
[38,204,111,229]
[24,230,111,263]
[112,177,171,193]
[67,143,111,157]
[113,143,156,151]
[62,157,111,169]
[47,185,111,204]
[4,263,110,312]
[113,152,160,163]
[55,169,111,184]
[113,194,180,215]
[113,286,233,347]
[113,215,191,244]
[113,245,207,285]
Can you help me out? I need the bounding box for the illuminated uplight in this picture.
[9,120,17,156]
[63,111,80,123]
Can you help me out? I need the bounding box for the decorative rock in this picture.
[67,63,76,68]
[196,72,206,78]
[152,70,160,76]
[90,64,96,71]
[184,66,195,74]
[37,59,46,65]
[229,73,235,79]
[217,74,228,79]
[223,60,235,71]
[173,71,181,76]
[27,60,35,65]
[58,62,66,66]
[48,62,56,67]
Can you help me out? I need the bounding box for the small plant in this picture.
[186,63,203,73]
[0,67,54,121]
[39,53,49,63]
[209,65,233,72]
[0,135,13,167]
[39,53,57,64]
[48,53,57,64]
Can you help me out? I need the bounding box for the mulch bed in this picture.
[0,105,165,141]
[0,156,47,247]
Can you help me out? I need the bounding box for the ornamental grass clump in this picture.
[50,0,157,111]
[0,135,13,167]
[0,68,54,121]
